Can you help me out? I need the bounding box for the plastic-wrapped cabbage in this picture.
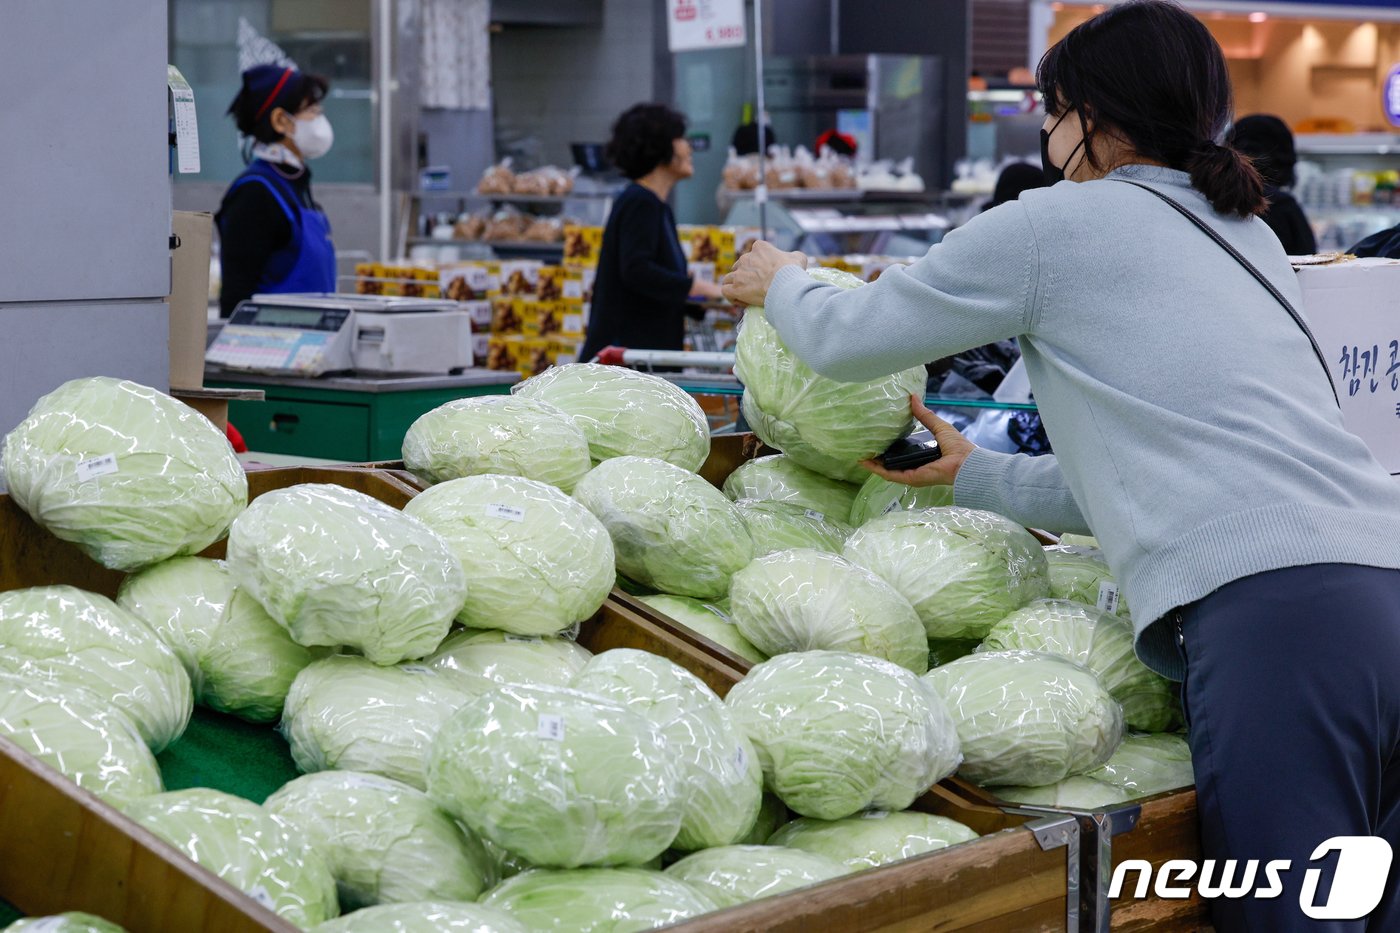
[925,650,1124,786]
[1058,533,1100,548]
[988,777,1131,809]
[427,628,592,690]
[1043,546,1129,617]
[843,507,1050,640]
[729,550,928,674]
[665,845,848,907]
[117,557,313,723]
[980,599,1176,731]
[736,794,789,845]
[226,484,467,664]
[636,595,766,665]
[573,457,753,600]
[403,475,613,635]
[402,396,592,492]
[572,649,762,850]
[1086,733,1194,798]
[311,902,527,933]
[725,651,961,820]
[265,771,496,909]
[928,638,981,669]
[767,811,980,870]
[721,455,860,521]
[848,475,955,526]
[124,789,338,927]
[0,586,191,752]
[482,868,716,932]
[4,914,127,933]
[281,656,479,790]
[512,364,710,472]
[0,674,161,806]
[0,377,247,571]
[426,683,684,868]
[735,270,925,482]
[734,498,851,556]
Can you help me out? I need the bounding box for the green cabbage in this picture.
[1086,733,1194,798]
[664,845,848,907]
[736,793,789,845]
[281,656,480,790]
[124,789,338,927]
[481,868,717,932]
[265,771,496,909]
[512,364,710,472]
[980,599,1177,731]
[0,674,161,806]
[848,475,955,526]
[572,648,762,851]
[311,902,527,933]
[735,269,925,482]
[573,457,753,600]
[426,683,684,868]
[927,638,981,669]
[767,811,980,870]
[729,550,928,674]
[226,484,467,664]
[118,557,312,723]
[4,914,127,933]
[721,455,860,521]
[1043,546,1129,617]
[925,650,1124,786]
[0,377,247,571]
[0,586,191,751]
[843,507,1051,640]
[725,651,961,820]
[733,498,851,556]
[402,396,592,492]
[635,595,767,665]
[427,629,592,690]
[404,475,614,635]
[990,777,1131,809]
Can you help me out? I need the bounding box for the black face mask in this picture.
[1040,112,1086,185]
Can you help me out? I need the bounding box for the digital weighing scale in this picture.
[206,293,473,377]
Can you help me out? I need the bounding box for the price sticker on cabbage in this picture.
[504,634,543,644]
[804,509,826,522]
[882,499,902,516]
[733,744,748,773]
[538,714,566,741]
[400,665,435,675]
[860,810,892,820]
[486,503,526,523]
[248,885,277,909]
[75,453,119,483]
[1097,582,1121,614]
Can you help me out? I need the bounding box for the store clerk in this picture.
[723,3,1400,930]
[217,65,336,317]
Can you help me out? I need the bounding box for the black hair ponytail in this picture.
[1185,141,1266,218]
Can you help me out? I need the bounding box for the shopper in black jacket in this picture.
[579,104,725,363]
[1227,114,1317,256]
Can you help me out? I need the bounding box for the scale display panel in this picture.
[207,300,355,375]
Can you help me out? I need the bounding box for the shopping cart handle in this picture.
[596,346,629,366]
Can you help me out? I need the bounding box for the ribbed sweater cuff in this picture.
[764,264,810,319]
[952,446,1011,514]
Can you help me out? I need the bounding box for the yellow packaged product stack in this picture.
[562,224,603,268]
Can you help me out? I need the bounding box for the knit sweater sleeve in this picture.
[953,447,1092,535]
[761,202,1040,382]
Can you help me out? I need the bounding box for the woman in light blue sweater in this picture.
[725,2,1400,929]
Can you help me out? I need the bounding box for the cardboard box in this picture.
[499,261,542,297]
[549,336,585,367]
[1294,257,1400,474]
[441,262,492,302]
[472,334,491,366]
[525,301,586,338]
[486,335,522,371]
[462,300,494,331]
[520,338,552,376]
[536,265,567,302]
[169,211,213,390]
[563,225,603,268]
[491,298,524,335]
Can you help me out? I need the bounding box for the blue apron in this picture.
[223,159,336,294]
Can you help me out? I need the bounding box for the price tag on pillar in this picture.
[667,0,747,53]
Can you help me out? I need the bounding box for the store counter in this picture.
[207,367,519,461]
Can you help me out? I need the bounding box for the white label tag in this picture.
[733,744,748,773]
[1096,581,1121,614]
[168,65,201,174]
[248,885,276,909]
[881,499,902,515]
[804,509,825,522]
[703,603,733,623]
[860,810,891,820]
[504,634,543,644]
[538,714,565,741]
[486,503,526,523]
[400,664,435,675]
[75,453,119,482]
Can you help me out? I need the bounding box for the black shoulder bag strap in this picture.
[1112,178,1341,408]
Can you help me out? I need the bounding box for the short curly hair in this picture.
[606,103,687,179]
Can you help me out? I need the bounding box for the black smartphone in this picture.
[877,428,942,471]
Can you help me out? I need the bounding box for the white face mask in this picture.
[291,113,334,160]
